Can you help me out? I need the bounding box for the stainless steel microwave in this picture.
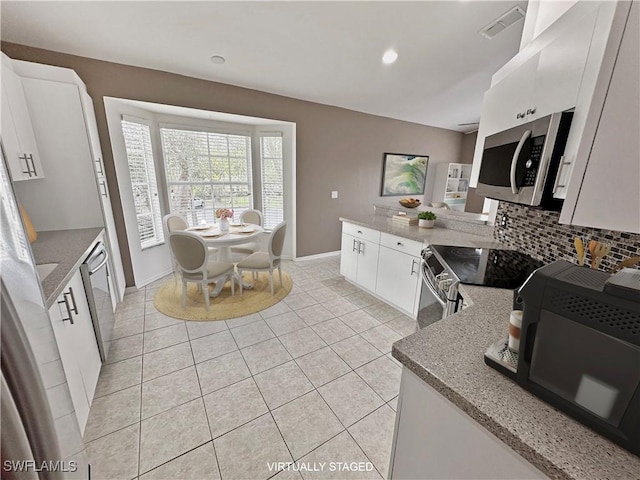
[476,111,573,209]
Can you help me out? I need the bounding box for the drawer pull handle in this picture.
[410,259,418,276]
[67,287,78,315]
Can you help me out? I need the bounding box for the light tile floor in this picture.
[84,256,417,480]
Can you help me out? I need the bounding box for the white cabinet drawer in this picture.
[342,222,381,244]
[379,232,423,257]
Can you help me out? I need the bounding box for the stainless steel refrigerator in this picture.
[1,149,87,478]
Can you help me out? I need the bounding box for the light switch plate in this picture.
[331,191,338,199]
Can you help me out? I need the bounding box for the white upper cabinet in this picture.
[1,55,44,181]
[10,58,126,301]
[561,0,639,234]
[533,8,597,119]
[478,53,539,139]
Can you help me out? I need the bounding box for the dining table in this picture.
[187,223,264,297]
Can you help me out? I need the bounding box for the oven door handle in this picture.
[421,262,446,307]
[510,129,531,194]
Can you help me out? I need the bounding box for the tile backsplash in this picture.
[493,202,640,273]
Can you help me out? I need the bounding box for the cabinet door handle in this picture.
[410,259,418,276]
[96,158,104,176]
[57,296,74,325]
[65,287,79,315]
[352,239,358,252]
[99,180,108,198]
[552,155,572,194]
[27,154,37,176]
[20,154,32,177]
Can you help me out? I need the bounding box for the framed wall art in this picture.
[380,153,429,196]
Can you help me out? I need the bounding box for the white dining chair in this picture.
[237,221,286,296]
[163,213,218,270]
[169,232,235,312]
[231,209,264,260]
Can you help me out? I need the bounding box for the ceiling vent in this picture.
[479,6,526,39]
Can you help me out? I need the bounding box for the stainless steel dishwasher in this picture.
[80,241,114,362]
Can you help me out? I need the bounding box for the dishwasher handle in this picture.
[87,245,109,276]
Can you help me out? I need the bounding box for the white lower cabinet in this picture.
[48,269,102,434]
[340,233,359,281]
[390,368,549,479]
[340,232,379,293]
[341,222,423,317]
[375,247,421,315]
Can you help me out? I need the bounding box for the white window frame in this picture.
[258,132,284,230]
[121,116,164,250]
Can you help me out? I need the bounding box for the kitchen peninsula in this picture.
[389,282,640,479]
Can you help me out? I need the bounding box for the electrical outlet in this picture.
[500,214,508,228]
[331,191,338,199]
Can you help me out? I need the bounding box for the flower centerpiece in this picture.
[215,208,233,232]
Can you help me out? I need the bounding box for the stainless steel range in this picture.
[417,245,544,329]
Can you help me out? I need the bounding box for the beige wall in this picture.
[2,42,463,286]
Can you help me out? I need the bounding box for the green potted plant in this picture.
[418,211,436,228]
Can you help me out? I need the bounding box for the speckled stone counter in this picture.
[340,214,501,248]
[31,228,104,308]
[392,285,640,480]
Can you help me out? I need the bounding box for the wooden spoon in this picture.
[588,240,599,268]
[612,256,640,273]
[574,237,585,266]
[593,243,611,270]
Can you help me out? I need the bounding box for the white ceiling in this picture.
[1,1,527,132]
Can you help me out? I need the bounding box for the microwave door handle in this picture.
[510,130,531,194]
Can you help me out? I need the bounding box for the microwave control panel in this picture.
[524,136,545,186]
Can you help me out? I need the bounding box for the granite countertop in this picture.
[374,201,491,225]
[392,285,640,480]
[340,214,501,248]
[31,228,104,308]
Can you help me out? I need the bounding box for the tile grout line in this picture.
[187,320,224,480]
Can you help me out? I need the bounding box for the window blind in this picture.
[160,127,253,226]
[121,119,164,250]
[260,133,284,230]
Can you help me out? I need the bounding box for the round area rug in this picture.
[153,271,293,321]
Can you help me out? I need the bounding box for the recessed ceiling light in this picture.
[210,55,226,65]
[382,49,398,65]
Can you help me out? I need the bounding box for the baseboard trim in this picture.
[294,250,340,262]
[137,269,173,289]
